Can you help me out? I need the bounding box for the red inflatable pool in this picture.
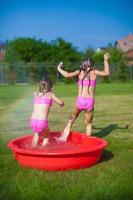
[7,131,108,171]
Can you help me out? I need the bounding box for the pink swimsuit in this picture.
[77,79,96,87]
[33,96,52,106]
[30,95,52,133]
[30,119,48,133]
[76,79,96,111]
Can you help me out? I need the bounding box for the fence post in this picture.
[56,71,59,83]
[131,65,133,80]
[129,65,133,80]
[0,64,4,84]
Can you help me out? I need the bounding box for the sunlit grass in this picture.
[0,83,133,200]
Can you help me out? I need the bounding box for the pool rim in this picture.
[7,131,108,156]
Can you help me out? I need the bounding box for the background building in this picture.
[115,33,133,65]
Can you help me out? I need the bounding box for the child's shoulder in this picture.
[33,91,38,97]
[50,92,58,99]
[33,91,43,97]
[45,91,53,98]
[33,91,36,96]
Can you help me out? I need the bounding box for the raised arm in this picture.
[51,93,64,107]
[94,53,110,76]
[57,62,80,78]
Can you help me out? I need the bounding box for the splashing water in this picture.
[19,133,82,152]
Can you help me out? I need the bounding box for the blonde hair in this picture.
[38,77,53,94]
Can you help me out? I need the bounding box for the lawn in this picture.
[0,83,133,200]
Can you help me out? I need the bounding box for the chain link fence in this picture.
[0,61,133,84]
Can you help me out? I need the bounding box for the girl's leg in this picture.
[32,132,39,147]
[60,107,81,141]
[85,109,94,136]
[42,127,50,146]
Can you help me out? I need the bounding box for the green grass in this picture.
[0,83,133,200]
[55,82,133,97]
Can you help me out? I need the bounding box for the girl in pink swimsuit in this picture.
[30,77,64,147]
[57,53,110,141]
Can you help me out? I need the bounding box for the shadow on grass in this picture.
[93,124,128,138]
[100,149,114,163]
[94,124,128,164]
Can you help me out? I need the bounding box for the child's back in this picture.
[31,91,52,120]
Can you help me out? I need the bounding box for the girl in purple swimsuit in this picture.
[57,53,110,141]
[30,77,64,147]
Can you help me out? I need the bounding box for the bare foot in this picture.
[86,132,91,136]
[57,126,71,142]
[32,133,39,148]
[57,134,67,142]
[42,138,49,146]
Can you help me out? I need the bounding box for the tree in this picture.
[83,46,95,59]
[5,38,51,82]
[92,46,128,82]
[108,47,128,81]
[51,38,82,64]
[4,37,83,83]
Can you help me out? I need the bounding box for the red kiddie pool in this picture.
[7,131,108,171]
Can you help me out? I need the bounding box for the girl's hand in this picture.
[104,53,110,61]
[57,62,64,70]
[60,101,65,107]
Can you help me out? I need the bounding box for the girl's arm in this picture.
[94,53,110,76]
[51,93,64,107]
[57,62,80,78]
